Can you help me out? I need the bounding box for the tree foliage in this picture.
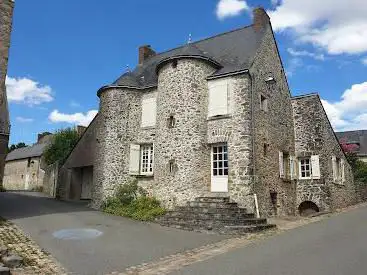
[339,139,367,184]
[7,142,27,153]
[43,128,79,165]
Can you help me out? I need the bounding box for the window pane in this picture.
[213,147,217,153]
[214,162,217,168]
[218,146,222,153]
[223,153,228,161]
[219,169,223,176]
[224,161,228,168]
[213,154,217,161]
[218,154,223,160]
[224,168,228,175]
[219,161,223,168]
[213,169,217,176]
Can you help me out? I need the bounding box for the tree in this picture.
[7,142,27,153]
[339,138,367,183]
[43,128,79,165]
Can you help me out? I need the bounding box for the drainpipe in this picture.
[248,72,256,188]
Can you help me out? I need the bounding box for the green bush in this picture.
[103,180,165,221]
[44,128,79,165]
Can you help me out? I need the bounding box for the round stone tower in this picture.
[154,45,221,207]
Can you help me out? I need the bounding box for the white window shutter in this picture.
[129,144,140,175]
[311,155,320,179]
[141,98,157,127]
[341,159,345,183]
[279,151,284,178]
[290,156,297,180]
[208,83,228,117]
[332,156,337,182]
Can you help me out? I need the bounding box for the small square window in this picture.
[260,95,268,112]
[263,143,269,156]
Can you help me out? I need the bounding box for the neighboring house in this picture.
[336,130,367,163]
[0,0,14,188]
[3,133,52,191]
[58,7,356,217]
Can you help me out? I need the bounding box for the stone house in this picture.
[3,133,52,191]
[59,7,356,217]
[0,0,14,188]
[336,130,367,163]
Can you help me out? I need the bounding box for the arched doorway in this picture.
[298,201,319,216]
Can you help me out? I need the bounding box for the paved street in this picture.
[171,204,367,275]
[1,192,367,275]
[0,192,226,275]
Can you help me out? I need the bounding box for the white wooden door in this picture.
[211,144,228,192]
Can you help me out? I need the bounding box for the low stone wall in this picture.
[42,162,59,197]
[355,181,367,202]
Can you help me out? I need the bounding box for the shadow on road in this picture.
[0,191,93,220]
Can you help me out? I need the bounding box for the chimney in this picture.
[253,7,270,32]
[37,132,52,144]
[76,125,87,137]
[139,45,156,64]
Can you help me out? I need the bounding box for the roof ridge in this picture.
[154,24,255,57]
[291,93,319,99]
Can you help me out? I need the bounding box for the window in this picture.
[260,95,268,112]
[298,155,321,180]
[141,96,157,127]
[263,143,269,157]
[140,145,154,175]
[168,115,176,128]
[129,144,154,175]
[299,158,312,179]
[212,144,228,176]
[208,80,229,117]
[169,160,175,174]
[27,158,31,168]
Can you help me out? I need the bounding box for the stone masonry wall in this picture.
[206,75,254,209]
[3,157,44,190]
[250,25,296,217]
[0,0,14,187]
[292,95,356,212]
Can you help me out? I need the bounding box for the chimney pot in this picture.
[139,45,156,64]
[253,7,270,32]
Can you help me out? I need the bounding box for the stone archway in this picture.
[298,201,320,216]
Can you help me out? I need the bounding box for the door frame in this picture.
[210,143,229,192]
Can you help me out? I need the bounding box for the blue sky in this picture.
[6,0,367,145]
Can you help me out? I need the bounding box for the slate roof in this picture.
[101,24,266,94]
[336,130,367,156]
[6,142,50,162]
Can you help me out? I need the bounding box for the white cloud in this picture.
[6,76,53,106]
[49,110,98,127]
[16,116,34,123]
[268,0,367,55]
[362,57,367,66]
[287,48,325,61]
[322,81,367,131]
[285,57,303,77]
[216,0,249,20]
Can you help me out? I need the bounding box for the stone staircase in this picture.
[156,197,276,235]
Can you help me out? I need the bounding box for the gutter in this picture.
[206,69,249,80]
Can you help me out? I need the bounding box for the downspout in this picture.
[248,72,256,186]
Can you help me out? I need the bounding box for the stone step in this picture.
[164,210,255,220]
[219,224,276,235]
[158,222,275,235]
[187,201,238,208]
[195,197,230,203]
[157,217,267,227]
[176,206,249,214]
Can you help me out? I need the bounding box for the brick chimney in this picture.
[253,7,270,32]
[139,45,156,64]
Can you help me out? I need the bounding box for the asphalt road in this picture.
[0,192,226,275]
[171,203,367,275]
